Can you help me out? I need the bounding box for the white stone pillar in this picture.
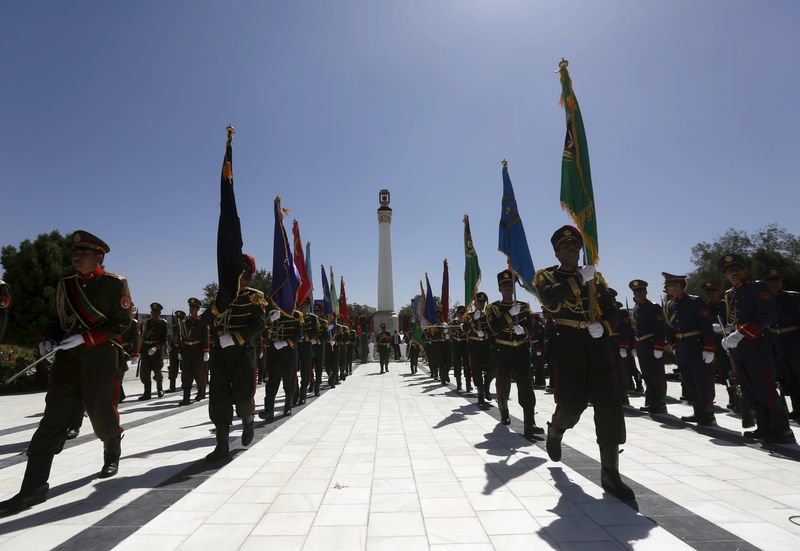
[375,189,397,333]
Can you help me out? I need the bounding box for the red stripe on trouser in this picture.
[763,357,776,409]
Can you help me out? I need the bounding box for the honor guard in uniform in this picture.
[178,298,210,405]
[719,254,795,442]
[312,303,331,393]
[0,279,10,342]
[761,268,800,420]
[663,273,717,425]
[449,306,471,392]
[535,225,634,501]
[703,282,735,408]
[465,291,493,406]
[166,310,185,393]
[0,231,131,515]
[422,324,436,379]
[337,320,350,382]
[296,298,315,401]
[261,304,302,421]
[604,290,627,404]
[630,279,667,414]
[377,323,392,373]
[138,302,168,399]
[324,316,339,385]
[203,254,267,461]
[408,339,421,373]
[486,270,543,438]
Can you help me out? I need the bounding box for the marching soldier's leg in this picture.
[513,347,542,438]
[283,348,298,416]
[231,346,257,447]
[207,350,233,461]
[261,351,282,422]
[313,345,324,396]
[138,354,152,400]
[178,349,197,406]
[196,353,209,401]
[468,343,486,405]
[547,331,590,462]
[495,349,513,425]
[66,404,85,440]
[740,344,794,443]
[484,345,495,401]
[462,345,472,391]
[167,348,179,393]
[153,348,165,398]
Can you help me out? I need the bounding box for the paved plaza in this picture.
[1,360,799,550]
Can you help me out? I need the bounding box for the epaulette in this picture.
[533,266,558,287]
[102,271,125,280]
[246,288,268,308]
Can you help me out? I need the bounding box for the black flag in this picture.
[215,126,243,311]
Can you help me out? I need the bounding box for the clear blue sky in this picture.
[2,1,798,312]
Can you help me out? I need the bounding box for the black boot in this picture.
[206,427,230,462]
[314,382,320,397]
[500,407,511,425]
[477,389,487,408]
[138,385,152,401]
[156,380,164,398]
[99,435,121,478]
[259,396,275,422]
[546,423,563,462]
[284,404,293,417]
[195,386,206,402]
[600,445,635,501]
[242,416,255,446]
[166,379,177,393]
[484,381,493,401]
[0,455,53,515]
[456,377,462,392]
[524,413,545,439]
[178,388,192,406]
[66,427,80,440]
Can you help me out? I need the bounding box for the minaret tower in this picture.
[375,189,397,332]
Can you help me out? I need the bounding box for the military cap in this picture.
[497,270,514,283]
[150,302,163,312]
[70,230,110,254]
[702,282,721,291]
[188,297,202,308]
[761,267,782,280]
[242,253,256,279]
[174,310,186,318]
[662,272,687,284]
[475,292,489,301]
[717,253,748,272]
[550,225,583,250]
[615,301,623,309]
[608,287,618,298]
[455,305,466,312]
[628,280,648,291]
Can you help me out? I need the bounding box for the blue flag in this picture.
[305,241,313,304]
[269,197,300,315]
[498,160,536,294]
[320,264,333,317]
[424,273,437,325]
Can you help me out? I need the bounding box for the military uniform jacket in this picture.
[486,300,531,347]
[123,318,140,356]
[302,312,321,344]
[449,319,468,342]
[377,330,392,348]
[45,267,132,348]
[464,309,489,341]
[171,319,184,350]
[770,290,800,339]
[705,300,728,329]
[182,315,210,352]
[529,322,544,354]
[724,281,776,340]
[271,310,303,348]
[141,317,168,350]
[631,300,665,351]
[617,315,634,349]
[203,287,267,347]
[317,317,331,344]
[664,294,715,352]
[534,266,620,336]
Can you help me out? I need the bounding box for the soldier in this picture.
[663,273,717,425]
[761,268,800,421]
[422,323,437,380]
[311,303,331,393]
[719,254,795,443]
[0,231,131,514]
[0,278,10,342]
[605,290,627,404]
[449,305,470,392]
[703,282,735,409]
[376,323,392,373]
[166,310,185,393]
[465,291,493,406]
[203,254,266,461]
[297,298,316,402]
[118,306,140,404]
[630,279,667,414]
[535,225,634,501]
[615,304,635,404]
[337,320,350,382]
[408,339,421,373]
[138,302,168,400]
[178,298,210,405]
[260,304,302,421]
[324,315,339,385]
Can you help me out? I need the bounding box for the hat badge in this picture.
[725,255,733,262]
[73,233,81,242]
[563,229,572,236]
[771,269,778,275]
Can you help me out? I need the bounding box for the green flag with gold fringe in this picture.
[558,58,599,264]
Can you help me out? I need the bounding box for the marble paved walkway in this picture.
[1,360,799,550]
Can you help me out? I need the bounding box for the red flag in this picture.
[441,259,449,322]
[369,316,374,334]
[339,276,349,325]
[292,220,312,305]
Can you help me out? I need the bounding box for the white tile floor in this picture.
[0,361,798,549]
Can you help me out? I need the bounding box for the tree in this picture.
[1,231,73,346]
[348,302,376,320]
[203,269,273,307]
[687,224,800,295]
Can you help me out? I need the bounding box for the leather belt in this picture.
[183,340,202,346]
[770,326,800,335]
[554,319,588,329]
[635,333,653,342]
[675,330,700,339]
[468,336,488,342]
[144,340,160,344]
[495,338,527,347]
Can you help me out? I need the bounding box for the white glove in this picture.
[578,265,595,284]
[269,310,281,322]
[274,340,288,350]
[311,338,318,345]
[131,354,139,362]
[476,329,485,338]
[219,333,235,348]
[473,311,481,320]
[702,350,714,364]
[203,352,210,362]
[147,346,157,356]
[725,324,733,333]
[587,322,603,338]
[54,334,85,351]
[177,353,182,361]
[722,331,744,350]
[258,351,264,359]
[712,323,723,334]
[535,351,542,356]
[512,324,525,336]
[509,304,520,316]
[38,340,55,356]
[619,348,628,358]
[632,349,637,359]
[653,349,663,359]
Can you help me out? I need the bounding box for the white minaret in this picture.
[375,189,398,333]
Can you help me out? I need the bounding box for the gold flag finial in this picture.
[501,159,509,169]
[226,124,235,144]
[556,58,569,73]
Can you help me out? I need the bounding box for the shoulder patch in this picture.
[120,296,132,310]
[0,295,11,309]
[758,290,773,301]
[102,271,125,280]
[698,306,710,317]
